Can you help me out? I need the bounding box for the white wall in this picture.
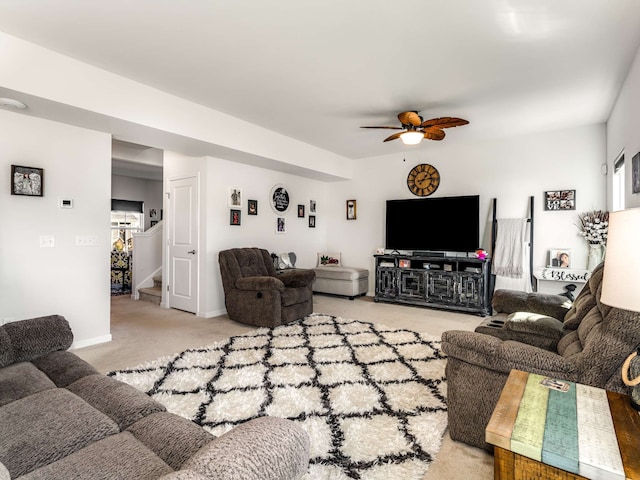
[607,43,640,210]
[159,123,605,317]
[327,124,606,292]
[0,111,111,347]
[163,151,329,318]
[111,174,163,230]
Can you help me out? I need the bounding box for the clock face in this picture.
[407,164,440,197]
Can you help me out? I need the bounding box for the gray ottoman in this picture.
[312,267,369,300]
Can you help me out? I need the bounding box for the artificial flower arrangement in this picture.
[577,210,609,245]
[474,248,488,260]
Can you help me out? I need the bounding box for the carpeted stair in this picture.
[138,275,162,305]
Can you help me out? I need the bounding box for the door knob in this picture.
[187,250,196,254]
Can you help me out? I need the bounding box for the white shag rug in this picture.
[109,313,448,480]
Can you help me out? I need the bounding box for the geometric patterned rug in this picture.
[109,313,448,480]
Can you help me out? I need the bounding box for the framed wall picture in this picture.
[544,190,575,210]
[228,187,242,208]
[11,165,44,197]
[297,204,305,217]
[309,215,316,228]
[309,199,317,213]
[632,152,640,194]
[548,248,571,268]
[346,199,356,220]
[230,209,241,226]
[270,184,291,214]
[248,199,258,215]
[276,216,286,233]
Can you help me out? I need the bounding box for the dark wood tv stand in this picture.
[373,253,490,316]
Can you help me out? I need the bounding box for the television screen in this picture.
[385,195,480,252]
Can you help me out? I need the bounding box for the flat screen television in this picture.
[385,195,480,253]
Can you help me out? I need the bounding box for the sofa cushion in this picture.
[0,362,56,407]
[278,269,316,288]
[19,432,173,480]
[281,285,313,307]
[67,374,166,430]
[0,388,119,478]
[557,330,582,357]
[0,315,72,368]
[32,350,100,387]
[504,312,564,337]
[127,412,215,471]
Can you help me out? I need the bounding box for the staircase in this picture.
[138,275,162,305]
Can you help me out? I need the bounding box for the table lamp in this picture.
[600,207,640,409]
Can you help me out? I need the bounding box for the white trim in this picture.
[70,334,112,350]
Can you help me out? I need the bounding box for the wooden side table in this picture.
[486,370,640,479]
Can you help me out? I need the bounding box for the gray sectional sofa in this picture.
[0,315,310,480]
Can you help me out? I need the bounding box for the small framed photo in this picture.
[544,190,575,210]
[150,220,158,227]
[548,249,571,268]
[230,209,241,226]
[309,199,317,213]
[248,199,258,215]
[632,152,640,194]
[228,187,242,208]
[149,208,157,219]
[11,165,44,197]
[276,217,286,233]
[308,215,316,228]
[297,204,305,217]
[346,199,357,220]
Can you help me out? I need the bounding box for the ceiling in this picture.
[1,1,640,160]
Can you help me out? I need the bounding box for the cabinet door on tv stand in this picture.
[398,269,426,299]
[425,272,457,303]
[457,273,484,308]
[376,268,397,298]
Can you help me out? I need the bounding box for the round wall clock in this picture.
[270,184,291,214]
[407,163,440,197]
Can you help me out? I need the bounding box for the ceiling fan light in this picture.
[400,131,423,145]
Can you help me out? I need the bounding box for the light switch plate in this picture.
[39,235,55,248]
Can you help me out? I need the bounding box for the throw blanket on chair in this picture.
[492,218,528,278]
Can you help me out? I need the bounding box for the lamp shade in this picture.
[400,131,424,145]
[601,208,640,312]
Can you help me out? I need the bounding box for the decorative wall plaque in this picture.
[270,184,290,214]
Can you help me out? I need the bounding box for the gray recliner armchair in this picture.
[218,248,316,327]
[442,263,640,451]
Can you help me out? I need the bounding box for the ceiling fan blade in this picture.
[423,128,446,141]
[420,117,469,129]
[383,132,404,142]
[360,126,404,130]
[398,111,422,127]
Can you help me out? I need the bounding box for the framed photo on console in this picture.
[548,248,571,268]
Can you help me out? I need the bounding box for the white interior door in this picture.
[168,176,198,313]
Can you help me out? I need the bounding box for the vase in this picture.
[587,244,605,271]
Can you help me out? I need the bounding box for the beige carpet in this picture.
[74,294,494,480]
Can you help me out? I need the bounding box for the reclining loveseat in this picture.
[442,263,640,451]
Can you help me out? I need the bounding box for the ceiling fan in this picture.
[361,111,469,145]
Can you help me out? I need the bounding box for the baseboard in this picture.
[70,334,112,350]
[202,308,227,318]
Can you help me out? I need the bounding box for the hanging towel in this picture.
[492,218,528,278]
